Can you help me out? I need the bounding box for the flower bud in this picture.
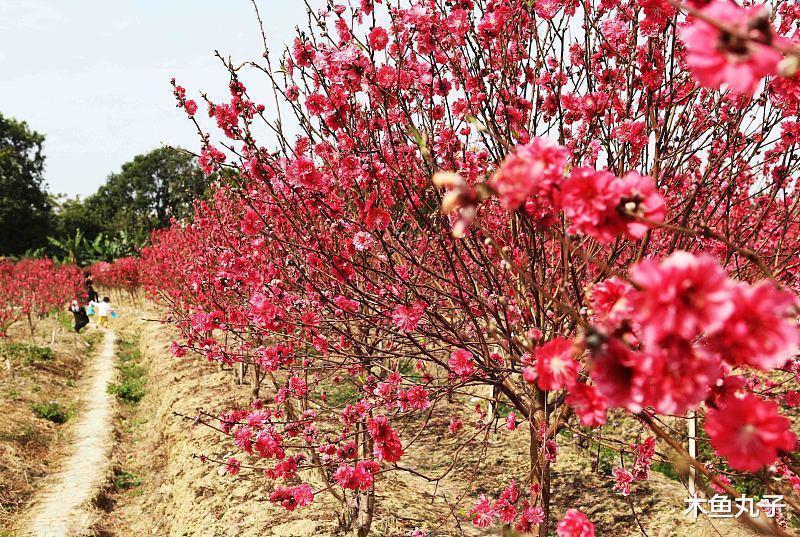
[432,171,464,188]
[441,190,461,214]
[779,55,800,78]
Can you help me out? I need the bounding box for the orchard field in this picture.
[3,0,800,536]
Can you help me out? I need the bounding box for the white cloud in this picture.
[0,2,62,32]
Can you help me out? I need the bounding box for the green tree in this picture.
[52,195,105,240]
[0,113,52,255]
[84,147,207,243]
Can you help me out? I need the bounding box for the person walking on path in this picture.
[95,297,114,329]
[68,300,89,333]
[83,272,99,303]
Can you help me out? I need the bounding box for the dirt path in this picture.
[20,330,117,536]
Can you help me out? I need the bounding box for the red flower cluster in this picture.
[0,259,83,337]
[91,257,140,292]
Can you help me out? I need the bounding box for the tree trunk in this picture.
[251,365,261,400]
[538,462,552,537]
[351,420,375,537]
[529,404,552,537]
[352,488,374,537]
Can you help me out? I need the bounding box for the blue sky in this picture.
[0,1,310,198]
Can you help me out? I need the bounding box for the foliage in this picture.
[47,229,141,265]
[31,401,71,424]
[81,147,209,245]
[112,469,142,490]
[107,376,145,404]
[4,342,54,366]
[0,113,52,255]
[107,337,145,404]
[51,195,105,242]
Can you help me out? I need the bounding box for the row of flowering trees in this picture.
[90,257,141,295]
[137,0,800,535]
[0,258,84,339]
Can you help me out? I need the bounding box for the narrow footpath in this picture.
[21,330,117,536]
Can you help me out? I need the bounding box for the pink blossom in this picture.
[590,339,648,413]
[249,292,284,330]
[233,425,253,454]
[367,415,404,463]
[449,348,476,378]
[491,137,567,210]
[535,337,579,390]
[353,231,375,251]
[505,412,518,431]
[523,366,537,384]
[334,460,380,491]
[632,437,656,481]
[612,466,634,496]
[448,416,463,434]
[170,341,187,357]
[638,0,675,36]
[680,1,782,95]
[468,495,496,528]
[556,509,595,537]
[708,281,799,371]
[515,504,545,533]
[397,385,431,412]
[561,168,665,242]
[494,480,520,524]
[560,167,621,243]
[241,208,264,236]
[254,429,285,459]
[588,277,634,330]
[705,393,796,472]
[198,145,226,176]
[566,383,607,427]
[392,301,426,331]
[369,27,389,50]
[641,336,721,414]
[613,171,666,239]
[630,252,735,342]
[225,457,241,475]
[269,483,314,511]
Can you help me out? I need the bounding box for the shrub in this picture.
[108,337,145,404]
[31,401,71,424]
[112,469,142,490]
[107,377,145,404]
[5,342,54,366]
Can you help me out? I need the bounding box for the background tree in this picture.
[51,195,104,240]
[83,147,208,244]
[0,113,52,255]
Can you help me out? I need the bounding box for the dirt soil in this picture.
[93,302,759,537]
[18,329,117,536]
[0,312,104,532]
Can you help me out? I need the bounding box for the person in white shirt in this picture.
[94,297,113,329]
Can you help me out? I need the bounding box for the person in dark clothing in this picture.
[70,300,90,333]
[84,272,99,302]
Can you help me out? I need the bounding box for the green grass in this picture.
[113,468,142,490]
[31,401,72,423]
[325,381,359,407]
[108,335,145,404]
[56,310,74,331]
[83,330,103,349]
[4,342,54,366]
